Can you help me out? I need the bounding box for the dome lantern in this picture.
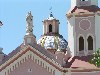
[42,12,60,35]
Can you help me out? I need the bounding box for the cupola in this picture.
[38,13,68,54]
[42,12,60,35]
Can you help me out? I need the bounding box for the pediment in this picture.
[8,58,54,75]
[0,45,62,75]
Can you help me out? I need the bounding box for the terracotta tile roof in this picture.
[64,55,97,69]
[0,45,21,65]
[0,43,57,66]
[68,5,100,14]
[30,43,56,61]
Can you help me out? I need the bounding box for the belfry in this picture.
[67,0,100,56]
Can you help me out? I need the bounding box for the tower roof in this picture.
[67,5,100,18]
[47,12,55,20]
[70,6,100,13]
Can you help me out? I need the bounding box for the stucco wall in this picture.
[8,59,54,75]
[75,16,95,55]
[43,20,59,35]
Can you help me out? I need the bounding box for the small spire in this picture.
[48,12,55,20]
[49,12,53,17]
[48,7,54,18]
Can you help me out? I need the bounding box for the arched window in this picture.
[87,36,93,50]
[79,36,84,51]
[49,24,52,33]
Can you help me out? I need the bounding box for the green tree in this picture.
[90,48,100,67]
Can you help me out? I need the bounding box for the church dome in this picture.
[37,12,68,52]
[37,35,68,51]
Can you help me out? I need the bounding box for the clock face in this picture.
[79,19,91,30]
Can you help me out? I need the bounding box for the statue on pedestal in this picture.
[26,11,33,35]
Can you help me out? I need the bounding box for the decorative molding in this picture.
[79,19,91,31]
[67,13,95,19]
[0,45,64,75]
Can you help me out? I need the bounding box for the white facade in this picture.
[71,0,77,8]
[67,16,76,56]
[95,13,100,50]
[68,0,100,56]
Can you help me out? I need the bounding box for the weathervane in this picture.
[49,6,52,11]
[49,6,53,13]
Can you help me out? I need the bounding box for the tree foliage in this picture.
[90,48,100,67]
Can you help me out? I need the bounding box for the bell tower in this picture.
[67,0,100,56]
[71,0,98,8]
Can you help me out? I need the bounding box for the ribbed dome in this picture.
[37,35,68,51]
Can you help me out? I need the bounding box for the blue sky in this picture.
[0,0,100,54]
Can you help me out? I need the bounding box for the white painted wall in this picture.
[67,16,75,56]
[95,13,100,50]
[43,24,44,34]
[71,0,76,8]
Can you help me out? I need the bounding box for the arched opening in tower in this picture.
[49,24,52,33]
[87,36,93,50]
[79,36,84,51]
